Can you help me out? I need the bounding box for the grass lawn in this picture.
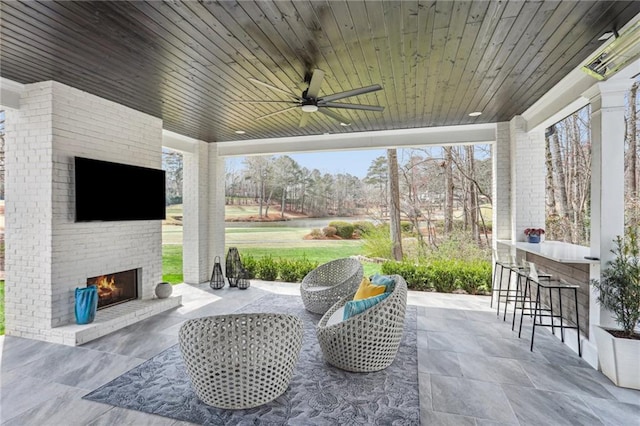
[162,245,184,284]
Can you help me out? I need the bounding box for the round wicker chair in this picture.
[178,313,303,409]
[316,275,407,372]
[300,258,364,314]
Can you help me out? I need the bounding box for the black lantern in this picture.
[209,256,225,290]
[237,267,251,290]
[225,247,242,287]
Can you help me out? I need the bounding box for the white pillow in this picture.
[326,306,345,326]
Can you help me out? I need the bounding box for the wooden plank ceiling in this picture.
[1,1,639,142]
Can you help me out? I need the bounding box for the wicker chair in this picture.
[300,258,364,314]
[179,313,303,409]
[316,275,407,372]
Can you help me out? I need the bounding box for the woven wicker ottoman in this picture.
[179,313,303,409]
[300,258,364,314]
[316,275,407,372]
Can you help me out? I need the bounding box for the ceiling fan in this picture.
[236,69,384,127]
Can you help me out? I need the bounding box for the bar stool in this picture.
[526,262,582,357]
[491,249,524,319]
[511,262,551,334]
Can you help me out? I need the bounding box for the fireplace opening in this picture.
[87,269,138,310]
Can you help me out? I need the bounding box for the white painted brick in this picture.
[5,81,165,344]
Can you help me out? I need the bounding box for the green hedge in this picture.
[381,259,491,294]
[328,221,355,239]
[240,254,318,283]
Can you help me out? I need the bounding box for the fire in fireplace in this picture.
[87,269,138,310]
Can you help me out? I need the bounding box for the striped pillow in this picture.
[343,292,390,320]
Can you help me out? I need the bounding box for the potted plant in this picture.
[591,227,640,389]
[524,228,545,243]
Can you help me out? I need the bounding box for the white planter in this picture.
[155,282,173,299]
[593,325,640,390]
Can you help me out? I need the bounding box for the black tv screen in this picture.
[75,157,166,222]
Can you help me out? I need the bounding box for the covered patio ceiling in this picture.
[2,1,640,143]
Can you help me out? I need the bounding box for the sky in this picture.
[226,149,387,179]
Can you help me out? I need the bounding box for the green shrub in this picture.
[381,259,491,294]
[309,228,323,239]
[278,257,319,282]
[240,254,257,279]
[353,221,374,236]
[329,221,355,239]
[256,256,278,281]
[362,224,393,259]
[323,226,337,238]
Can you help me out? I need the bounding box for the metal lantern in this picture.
[225,247,241,287]
[237,267,251,290]
[209,256,225,290]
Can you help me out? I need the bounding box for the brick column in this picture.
[208,143,226,269]
[182,141,210,284]
[493,122,511,242]
[510,116,545,241]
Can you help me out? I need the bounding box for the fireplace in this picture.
[87,269,138,310]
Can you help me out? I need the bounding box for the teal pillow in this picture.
[371,274,396,293]
[343,292,390,320]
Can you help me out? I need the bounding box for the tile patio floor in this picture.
[1,280,639,425]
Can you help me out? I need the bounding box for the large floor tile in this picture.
[3,388,112,426]
[420,409,476,425]
[82,329,177,359]
[580,395,640,426]
[518,360,616,400]
[503,384,604,426]
[426,331,484,355]
[419,350,463,377]
[0,372,79,421]
[457,353,534,387]
[86,406,176,425]
[475,334,548,362]
[431,375,518,423]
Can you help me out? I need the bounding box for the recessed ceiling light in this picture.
[468,111,482,117]
[301,104,318,113]
[598,31,615,41]
[234,130,246,134]
[340,122,350,126]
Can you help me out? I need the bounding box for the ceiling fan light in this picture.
[301,104,318,113]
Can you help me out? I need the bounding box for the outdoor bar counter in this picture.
[496,240,599,339]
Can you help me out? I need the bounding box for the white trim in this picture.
[0,77,25,109]
[162,129,204,153]
[217,123,497,157]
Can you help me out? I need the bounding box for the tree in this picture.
[443,147,454,233]
[387,149,403,261]
[364,156,388,217]
[162,149,183,205]
[243,156,274,218]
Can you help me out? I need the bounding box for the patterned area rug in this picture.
[84,293,419,425]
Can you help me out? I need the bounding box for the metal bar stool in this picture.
[512,262,552,334]
[527,262,582,357]
[491,249,524,319]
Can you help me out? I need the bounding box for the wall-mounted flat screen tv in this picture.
[75,157,166,222]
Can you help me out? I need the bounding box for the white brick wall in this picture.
[493,122,511,242]
[5,81,164,341]
[182,141,209,284]
[510,116,545,241]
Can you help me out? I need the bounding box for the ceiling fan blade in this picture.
[306,69,325,99]
[255,106,299,121]
[299,112,310,128]
[320,102,384,112]
[320,84,382,102]
[248,78,300,100]
[318,108,351,126]
[234,100,300,104]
